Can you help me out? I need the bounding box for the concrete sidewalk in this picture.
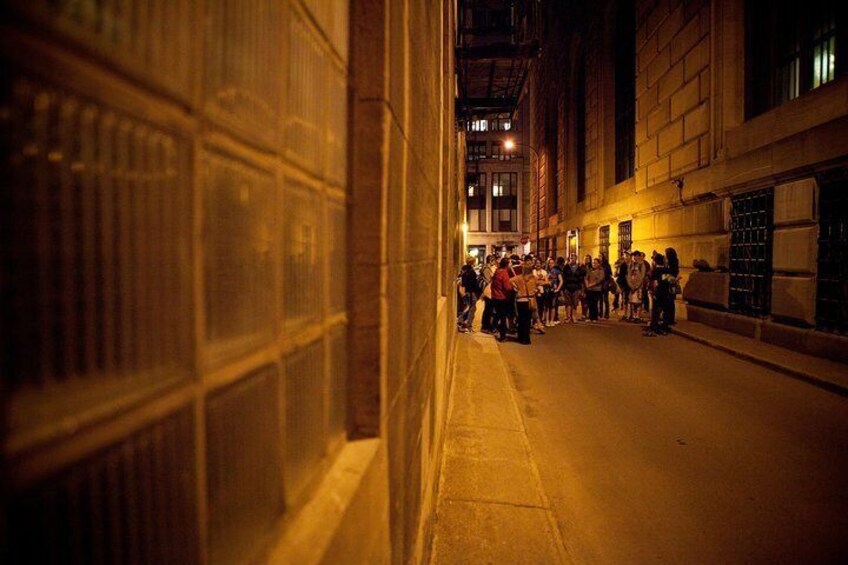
[672,319,848,396]
[429,331,569,564]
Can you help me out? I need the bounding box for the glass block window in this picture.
[285,340,326,502]
[284,181,323,332]
[204,150,276,363]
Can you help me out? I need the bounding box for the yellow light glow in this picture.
[503,139,515,151]
[462,221,469,235]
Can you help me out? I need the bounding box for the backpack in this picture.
[477,265,492,290]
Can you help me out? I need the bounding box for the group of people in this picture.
[456,247,681,345]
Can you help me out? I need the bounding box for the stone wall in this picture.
[0,0,463,563]
[529,0,848,334]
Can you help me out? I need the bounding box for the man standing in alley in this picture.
[457,257,481,332]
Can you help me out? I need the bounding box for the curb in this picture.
[671,327,848,398]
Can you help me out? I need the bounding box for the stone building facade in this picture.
[530,0,848,360]
[1,1,464,563]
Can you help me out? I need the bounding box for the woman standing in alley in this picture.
[665,247,680,326]
[511,261,538,344]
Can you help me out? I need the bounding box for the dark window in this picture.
[816,173,848,334]
[576,58,587,203]
[491,143,512,160]
[547,99,559,212]
[599,225,610,260]
[729,189,774,316]
[491,115,513,131]
[466,173,487,232]
[467,141,486,160]
[614,0,636,183]
[618,221,632,255]
[745,1,844,118]
[491,172,518,232]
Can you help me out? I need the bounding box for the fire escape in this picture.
[456,0,540,119]
[457,1,540,254]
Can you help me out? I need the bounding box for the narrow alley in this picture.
[2,0,848,563]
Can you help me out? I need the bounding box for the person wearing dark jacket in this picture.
[665,247,680,325]
[457,258,481,332]
[600,253,613,319]
[645,253,672,336]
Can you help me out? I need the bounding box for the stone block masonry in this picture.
[529,0,848,349]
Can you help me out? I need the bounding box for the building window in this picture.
[746,1,843,118]
[614,0,636,183]
[576,57,587,203]
[468,141,487,160]
[566,230,579,258]
[490,143,513,161]
[816,174,848,334]
[490,143,502,160]
[492,172,518,232]
[547,98,559,213]
[467,172,486,197]
[599,225,610,259]
[467,173,487,232]
[729,189,774,316]
[491,115,512,131]
[467,245,487,265]
[470,119,489,131]
[617,220,632,255]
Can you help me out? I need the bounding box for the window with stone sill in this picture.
[745,0,844,118]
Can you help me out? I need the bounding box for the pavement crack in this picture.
[441,496,550,511]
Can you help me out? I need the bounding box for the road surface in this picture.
[497,319,848,563]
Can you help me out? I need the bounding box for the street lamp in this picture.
[503,138,541,255]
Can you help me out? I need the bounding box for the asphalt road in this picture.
[497,319,848,564]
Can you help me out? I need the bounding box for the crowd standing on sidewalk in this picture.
[456,247,683,344]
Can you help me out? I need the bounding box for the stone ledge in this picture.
[685,304,848,365]
[266,438,389,564]
[686,303,760,338]
[761,322,848,365]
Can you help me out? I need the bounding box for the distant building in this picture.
[464,95,533,262]
[529,0,848,362]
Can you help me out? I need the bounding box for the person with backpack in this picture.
[644,253,672,337]
[456,257,481,332]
